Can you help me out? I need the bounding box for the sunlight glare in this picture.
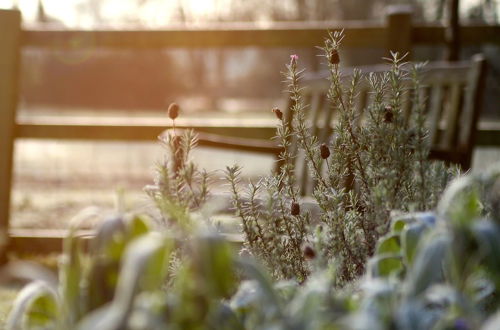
[187,0,215,16]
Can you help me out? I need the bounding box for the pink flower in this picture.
[290,54,299,65]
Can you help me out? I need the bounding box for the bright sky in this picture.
[0,0,492,27]
[0,0,229,27]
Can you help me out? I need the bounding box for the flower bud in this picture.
[290,54,299,66]
[272,107,283,120]
[303,245,316,260]
[291,202,300,216]
[168,103,179,120]
[320,143,330,159]
[330,49,340,65]
[383,106,393,123]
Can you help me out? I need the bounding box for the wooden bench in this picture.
[301,55,488,170]
[181,55,487,196]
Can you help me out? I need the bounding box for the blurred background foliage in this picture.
[4,164,500,329]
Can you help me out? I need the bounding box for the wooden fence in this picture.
[1,7,499,255]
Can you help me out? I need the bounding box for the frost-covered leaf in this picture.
[6,281,59,330]
[77,233,171,330]
[401,222,429,266]
[376,233,400,255]
[438,176,482,226]
[368,254,403,278]
[405,234,450,297]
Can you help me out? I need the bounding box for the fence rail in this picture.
[1,7,500,254]
[19,24,500,49]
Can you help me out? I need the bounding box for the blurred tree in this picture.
[467,0,498,22]
[36,0,62,25]
[36,0,48,24]
[434,0,498,22]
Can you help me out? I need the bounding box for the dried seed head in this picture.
[168,103,179,120]
[303,245,316,260]
[320,143,330,159]
[290,202,300,216]
[329,49,340,65]
[272,107,283,120]
[383,106,394,123]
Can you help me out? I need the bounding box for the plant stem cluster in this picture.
[227,31,455,284]
[145,113,210,230]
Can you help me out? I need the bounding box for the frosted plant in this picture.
[145,103,211,230]
[227,31,456,284]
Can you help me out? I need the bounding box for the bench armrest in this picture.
[161,128,282,156]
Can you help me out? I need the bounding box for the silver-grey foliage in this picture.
[227,31,456,284]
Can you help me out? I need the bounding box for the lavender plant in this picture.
[145,103,211,230]
[227,31,456,284]
[226,56,312,280]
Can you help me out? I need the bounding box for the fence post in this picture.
[0,9,21,262]
[445,0,460,61]
[386,5,413,59]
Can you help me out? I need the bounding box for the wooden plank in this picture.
[14,119,500,146]
[445,0,460,61]
[0,10,21,262]
[18,23,500,51]
[459,54,487,169]
[442,83,463,148]
[412,25,500,45]
[458,54,486,150]
[428,84,444,145]
[21,24,386,49]
[7,229,243,254]
[476,123,500,146]
[461,25,500,45]
[412,26,446,44]
[165,129,282,154]
[8,229,93,254]
[386,5,413,57]
[309,93,322,137]
[15,121,277,141]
